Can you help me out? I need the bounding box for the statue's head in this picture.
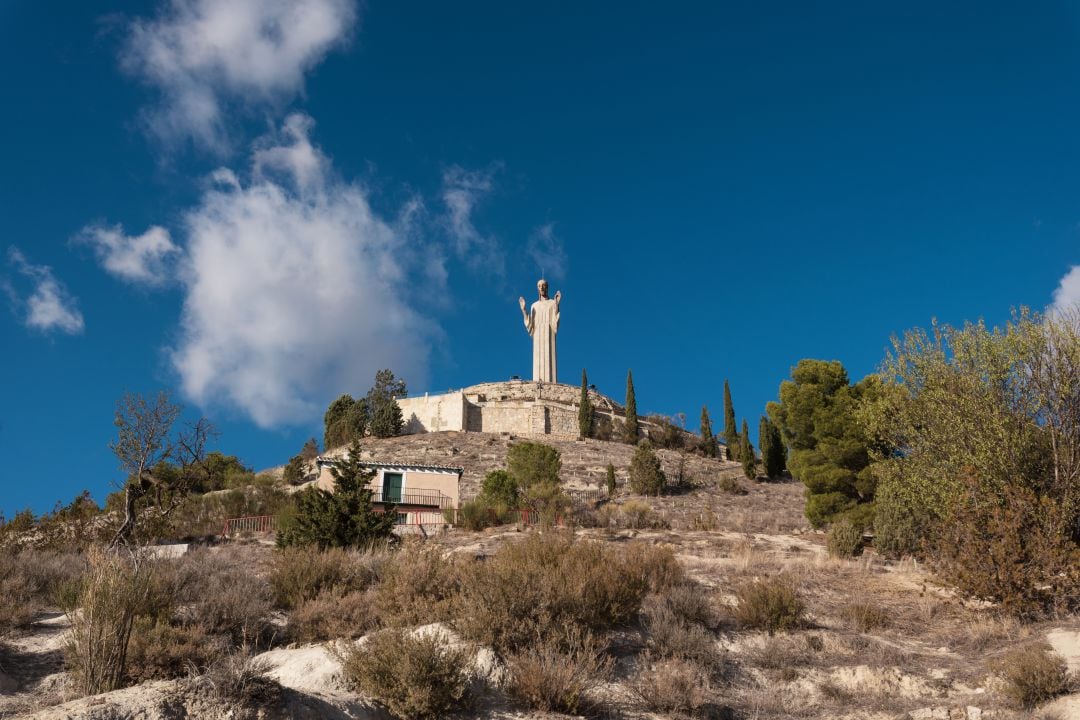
[537,279,549,298]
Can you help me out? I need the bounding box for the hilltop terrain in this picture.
[2,431,1079,720]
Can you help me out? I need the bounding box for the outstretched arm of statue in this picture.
[519,297,533,334]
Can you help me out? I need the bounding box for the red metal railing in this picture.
[221,515,276,537]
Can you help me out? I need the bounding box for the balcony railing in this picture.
[371,488,453,509]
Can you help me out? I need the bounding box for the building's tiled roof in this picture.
[315,456,464,475]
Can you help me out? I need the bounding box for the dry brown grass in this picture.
[374,542,460,628]
[839,602,889,633]
[289,588,377,642]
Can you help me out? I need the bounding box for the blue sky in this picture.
[2,0,1079,515]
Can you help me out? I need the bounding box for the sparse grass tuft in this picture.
[839,602,889,633]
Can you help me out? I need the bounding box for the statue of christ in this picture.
[519,279,561,383]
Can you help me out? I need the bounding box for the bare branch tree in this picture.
[108,391,215,548]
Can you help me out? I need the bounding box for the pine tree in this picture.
[606,462,617,497]
[760,416,786,480]
[578,368,594,440]
[740,419,756,480]
[300,438,320,461]
[723,380,739,460]
[277,440,397,549]
[624,370,639,444]
[699,405,718,458]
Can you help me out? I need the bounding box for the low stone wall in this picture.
[397,380,666,441]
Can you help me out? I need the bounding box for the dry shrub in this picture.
[732,575,804,634]
[935,477,1080,618]
[839,602,888,633]
[505,631,612,714]
[270,545,384,608]
[0,549,87,635]
[289,589,376,642]
[642,602,721,669]
[826,517,864,558]
[127,620,228,682]
[374,542,459,627]
[717,476,749,496]
[196,650,282,707]
[621,500,669,529]
[454,532,679,653]
[631,657,712,716]
[745,634,815,670]
[66,548,158,696]
[660,582,718,628]
[992,644,1073,709]
[341,627,471,720]
[175,549,275,646]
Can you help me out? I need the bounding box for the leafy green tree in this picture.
[324,394,367,449]
[606,462,617,497]
[480,470,519,508]
[578,369,594,439]
[108,391,213,548]
[723,380,739,460]
[506,441,561,489]
[699,405,718,458]
[629,440,665,496]
[367,369,407,438]
[624,370,639,444]
[277,441,397,549]
[767,360,881,528]
[740,419,756,480]
[760,416,786,480]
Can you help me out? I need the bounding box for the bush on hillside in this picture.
[629,441,666,496]
[270,545,384,608]
[992,644,1072,709]
[732,575,805,635]
[480,469,519,508]
[341,628,471,720]
[507,441,561,488]
[826,516,865,558]
[505,631,612,715]
[453,532,680,653]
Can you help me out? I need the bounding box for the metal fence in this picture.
[221,515,276,537]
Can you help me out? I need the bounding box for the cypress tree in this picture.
[624,370,639,444]
[699,405,718,458]
[740,419,756,480]
[606,462,617,497]
[578,368,594,440]
[723,380,739,460]
[760,416,786,480]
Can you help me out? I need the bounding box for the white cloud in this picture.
[6,248,84,335]
[1051,265,1080,314]
[441,165,503,274]
[76,223,180,286]
[122,0,357,152]
[526,222,567,281]
[171,114,435,428]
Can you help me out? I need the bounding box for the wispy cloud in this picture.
[75,223,180,286]
[121,0,357,153]
[6,248,84,335]
[440,164,504,275]
[171,114,436,427]
[526,222,567,281]
[1051,265,1080,314]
